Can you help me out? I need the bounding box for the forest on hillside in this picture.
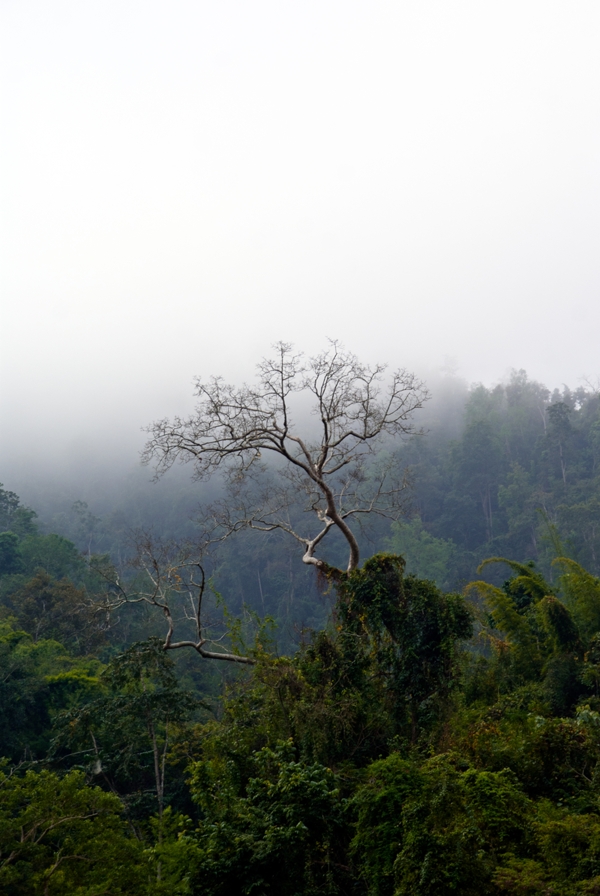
[2,358,600,894]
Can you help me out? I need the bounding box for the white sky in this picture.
[2,0,600,468]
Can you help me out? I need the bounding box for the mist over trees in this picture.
[143,342,428,574]
[2,355,600,893]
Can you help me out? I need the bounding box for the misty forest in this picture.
[4,342,600,896]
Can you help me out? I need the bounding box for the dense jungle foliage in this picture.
[2,370,600,894]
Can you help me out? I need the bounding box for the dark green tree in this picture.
[55,640,198,831]
[0,531,23,576]
[6,571,106,652]
[0,767,147,895]
[0,484,37,538]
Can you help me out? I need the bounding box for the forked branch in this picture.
[143,341,428,572]
[92,536,254,664]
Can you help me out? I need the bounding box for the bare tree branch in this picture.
[143,341,428,573]
[91,535,254,664]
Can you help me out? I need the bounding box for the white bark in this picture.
[144,341,427,573]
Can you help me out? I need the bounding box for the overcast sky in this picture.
[2,0,600,471]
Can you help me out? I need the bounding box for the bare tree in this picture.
[143,341,428,574]
[93,534,255,664]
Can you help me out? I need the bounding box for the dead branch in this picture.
[91,535,254,664]
[143,341,427,572]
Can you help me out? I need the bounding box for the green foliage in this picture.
[2,570,106,653]
[463,708,599,802]
[394,373,600,583]
[352,752,531,896]
[8,442,600,896]
[386,518,455,589]
[0,531,23,576]
[54,639,199,824]
[350,753,421,894]
[0,766,147,894]
[145,807,203,895]
[187,740,347,895]
[555,556,600,639]
[0,484,38,538]
[479,557,555,603]
[351,745,600,896]
[18,533,89,583]
[0,495,109,657]
[185,555,473,799]
[0,620,102,761]
[466,551,600,727]
[394,761,528,896]
[336,554,473,741]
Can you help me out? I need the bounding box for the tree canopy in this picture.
[3,363,600,893]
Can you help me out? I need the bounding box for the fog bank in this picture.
[2,1,600,486]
